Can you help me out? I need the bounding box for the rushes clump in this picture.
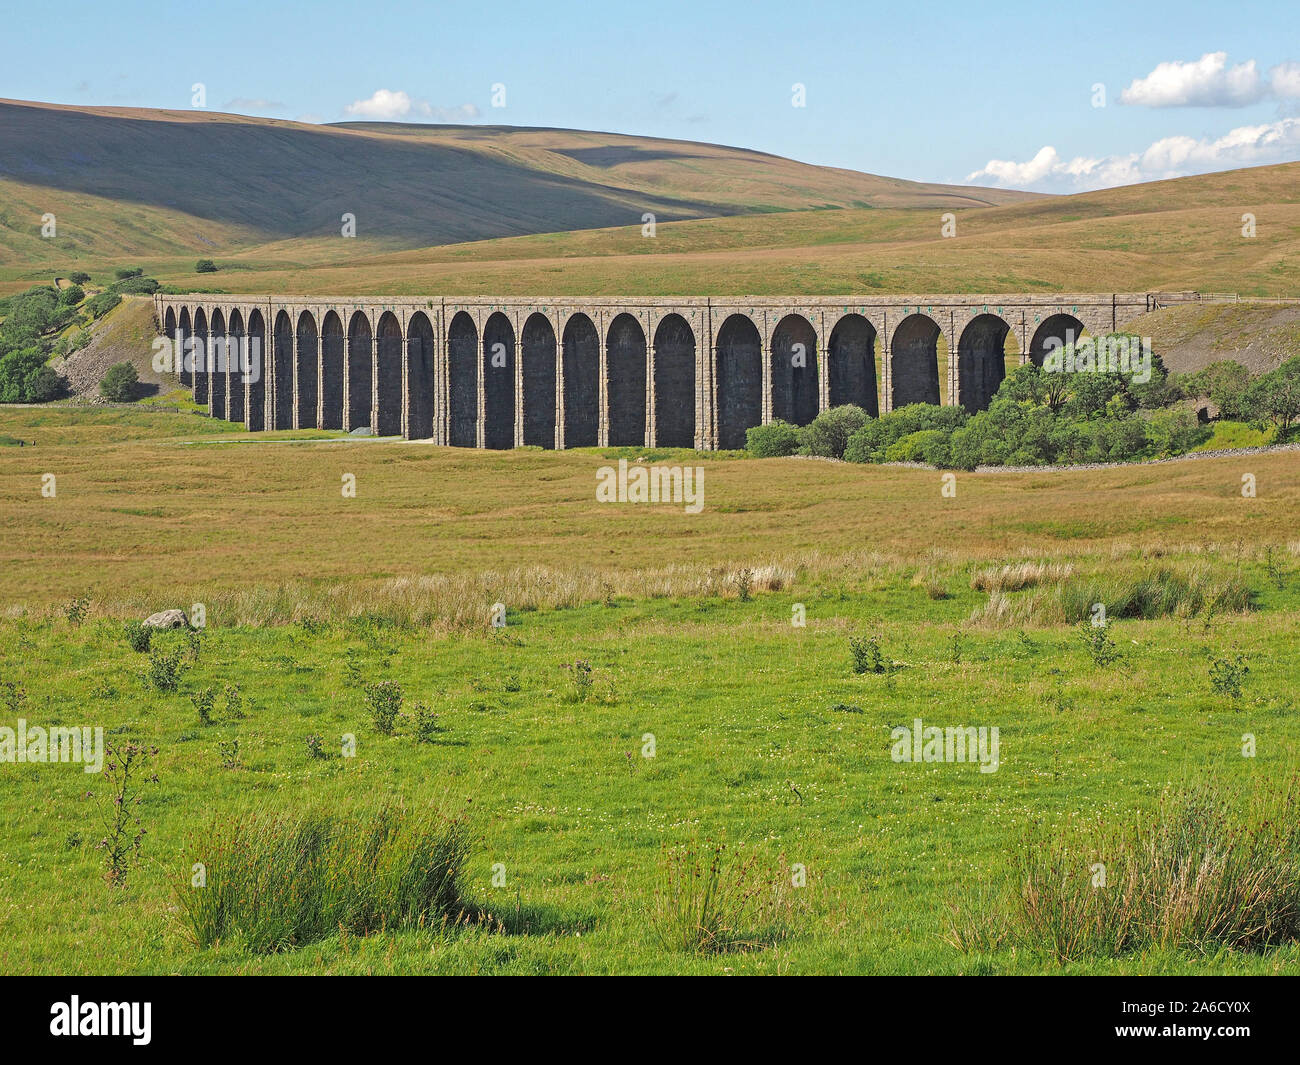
[947,779,1300,963]
[174,806,471,954]
[648,840,767,954]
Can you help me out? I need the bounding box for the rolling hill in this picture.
[0,98,1033,267]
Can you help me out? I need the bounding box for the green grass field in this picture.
[2,408,1298,974]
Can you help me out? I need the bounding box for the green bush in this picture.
[0,348,62,403]
[114,267,143,280]
[122,620,152,653]
[99,362,139,402]
[798,404,869,459]
[195,259,218,273]
[746,420,801,457]
[111,276,159,295]
[85,291,121,318]
[883,428,947,463]
[68,271,91,285]
[844,403,967,463]
[58,285,85,307]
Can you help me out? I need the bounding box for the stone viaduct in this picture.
[154,293,1171,450]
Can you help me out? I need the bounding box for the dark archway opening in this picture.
[716,314,762,449]
[606,313,647,446]
[828,314,878,416]
[320,312,344,430]
[771,313,819,426]
[273,311,294,430]
[890,314,941,407]
[958,313,1011,413]
[483,312,516,449]
[653,314,696,448]
[406,312,434,440]
[346,313,372,431]
[562,313,599,448]
[448,312,478,447]
[296,312,319,429]
[522,313,556,448]
[376,312,403,436]
[1029,314,1087,367]
[227,310,246,424]
[247,310,267,431]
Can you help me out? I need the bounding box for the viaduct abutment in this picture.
[155,293,1172,449]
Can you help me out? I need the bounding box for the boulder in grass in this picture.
[142,608,188,629]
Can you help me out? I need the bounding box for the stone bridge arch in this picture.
[247,309,267,431]
[482,311,516,449]
[346,311,372,431]
[716,313,762,449]
[406,311,435,440]
[447,311,478,447]
[606,313,647,447]
[770,313,819,426]
[562,312,599,448]
[320,311,344,430]
[296,311,319,429]
[227,309,246,424]
[375,311,403,436]
[652,312,696,448]
[890,313,942,408]
[827,313,878,416]
[1029,312,1088,367]
[521,312,557,448]
[957,313,1011,413]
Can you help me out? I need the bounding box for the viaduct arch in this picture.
[155,293,1161,449]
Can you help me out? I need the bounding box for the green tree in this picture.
[99,362,139,402]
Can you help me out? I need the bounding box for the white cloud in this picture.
[966,117,1300,192]
[1120,52,1266,108]
[1271,61,1300,99]
[344,89,418,119]
[343,90,481,122]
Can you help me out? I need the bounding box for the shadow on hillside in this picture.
[0,102,733,247]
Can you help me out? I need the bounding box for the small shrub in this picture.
[122,619,152,653]
[412,702,443,743]
[63,595,90,626]
[219,739,241,770]
[1209,654,1249,700]
[1077,620,1122,669]
[562,660,595,702]
[191,685,216,725]
[798,404,869,459]
[364,680,403,734]
[95,742,159,887]
[68,271,91,285]
[746,420,800,458]
[195,259,218,273]
[849,633,886,675]
[732,568,753,602]
[147,645,184,692]
[222,684,244,718]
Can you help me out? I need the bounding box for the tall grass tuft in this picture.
[948,778,1300,963]
[649,840,769,954]
[972,564,1252,627]
[175,806,470,954]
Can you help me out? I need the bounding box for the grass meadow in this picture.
[1,407,1299,974]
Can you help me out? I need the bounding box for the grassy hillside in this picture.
[1,407,1298,975]
[0,99,1032,269]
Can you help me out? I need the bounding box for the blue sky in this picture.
[7,0,1299,190]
